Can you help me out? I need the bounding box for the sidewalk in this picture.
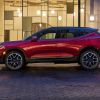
[27,63,79,68]
[0,63,99,68]
[0,63,79,67]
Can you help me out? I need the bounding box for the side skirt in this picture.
[28,57,77,64]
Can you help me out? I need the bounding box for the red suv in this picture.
[0,27,100,70]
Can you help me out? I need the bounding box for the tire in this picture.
[5,51,25,71]
[80,50,100,70]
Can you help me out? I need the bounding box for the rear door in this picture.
[56,28,82,57]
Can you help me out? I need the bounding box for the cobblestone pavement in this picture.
[0,63,100,100]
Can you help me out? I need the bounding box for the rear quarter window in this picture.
[73,31,89,38]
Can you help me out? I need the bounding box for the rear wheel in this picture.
[5,51,25,70]
[80,50,100,70]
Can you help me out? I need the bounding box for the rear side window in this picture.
[58,29,89,39]
[60,32,74,38]
[57,30,75,39]
[58,30,78,39]
[66,33,74,38]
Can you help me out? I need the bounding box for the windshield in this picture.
[24,30,43,41]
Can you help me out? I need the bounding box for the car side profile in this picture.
[0,27,100,70]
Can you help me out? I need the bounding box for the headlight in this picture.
[0,45,5,49]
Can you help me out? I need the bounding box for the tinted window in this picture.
[59,32,74,38]
[58,29,88,39]
[67,33,74,38]
[58,29,74,39]
[39,29,57,40]
[40,33,56,40]
[73,31,87,37]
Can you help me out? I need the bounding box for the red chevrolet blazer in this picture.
[0,27,100,70]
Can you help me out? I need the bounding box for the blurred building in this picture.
[0,0,100,42]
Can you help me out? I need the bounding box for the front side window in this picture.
[40,32,56,40]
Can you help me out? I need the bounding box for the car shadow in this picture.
[0,64,100,82]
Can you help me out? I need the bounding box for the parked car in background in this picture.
[0,27,100,70]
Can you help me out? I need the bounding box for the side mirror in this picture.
[31,36,38,42]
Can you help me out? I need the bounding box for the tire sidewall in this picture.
[80,50,100,70]
[5,51,25,70]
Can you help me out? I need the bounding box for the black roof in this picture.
[46,27,98,33]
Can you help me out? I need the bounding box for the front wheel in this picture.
[5,51,25,70]
[80,50,100,70]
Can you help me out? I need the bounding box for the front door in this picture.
[31,29,58,58]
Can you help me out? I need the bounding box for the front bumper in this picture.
[0,52,5,64]
[0,57,4,64]
[0,47,5,64]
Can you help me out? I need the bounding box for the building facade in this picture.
[0,0,100,42]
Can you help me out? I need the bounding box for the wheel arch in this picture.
[4,48,27,62]
[80,46,99,55]
[78,46,100,63]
